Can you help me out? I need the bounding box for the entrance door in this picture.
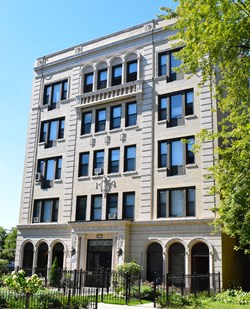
[86,239,112,287]
[147,243,163,282]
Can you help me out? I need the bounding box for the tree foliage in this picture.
[1,228,17,262]
[161,1,250,252]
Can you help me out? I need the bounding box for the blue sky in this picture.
[0,0,176,230]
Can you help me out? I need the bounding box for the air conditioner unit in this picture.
[33,217,39,223]
[108,213,117,220]
[94,168,103,175]
[35,172,41,183]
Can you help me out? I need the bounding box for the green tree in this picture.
[49,256,60,287]
[0,227,6,259]
[1,227,17,262]
[161,1,250,252]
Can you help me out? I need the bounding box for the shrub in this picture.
[36,292,62,309]
[49,256,61,287]
[69,295,89,309]
[117,261,142,276]
[0,293,7,307]
[214,289,250,305]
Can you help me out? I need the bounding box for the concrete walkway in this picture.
[97,302,155,308]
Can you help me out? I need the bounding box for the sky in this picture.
[0,0,176,230]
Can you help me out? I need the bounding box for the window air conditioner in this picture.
[33,217,39,223]
[108,213,117,220]
[94,168,103,175]
[35,172,41,183]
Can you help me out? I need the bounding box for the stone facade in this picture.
[15,18,222,282]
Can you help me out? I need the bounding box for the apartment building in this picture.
[15,18,223,283]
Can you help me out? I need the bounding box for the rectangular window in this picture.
[40,118,65,147]
[84,73,93,93]
[110,105,121,130]
[158,136,195,175]
[157,188,195,218]
[125,102,137,127]
[79,152,89,177]
[112,64,122,86]
[108,148,120,174]
[95,109,106,132]
[158,90,194,125]
[107,193,118,219]
[124,145,136,172]
[81,111,92,135]
[76,196,87,221]
[93,150,104,175]
[33,198,59,223]
[158,49,183,82]
[37,157,62,188]
[91,195,102,220]
[43,80,68,110]
[123,192,135,219]
[97,69,107,89]
[127,60,137,82]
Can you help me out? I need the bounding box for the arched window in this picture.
[169,243,185,275]
[52,242,64,268]
[36,242,48,277]
[146,243,163,282]
[22,242,34,276]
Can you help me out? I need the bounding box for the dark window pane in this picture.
[159,53,167,76]
[187,188,195,216]
[186,91,194,115]
[170,190,184,217]
[123,192,134,219]
[159,141,167,168]
[96,109,106,132]
[187,138,195,164]
[112,65,122,86]
[170,52,181,81]
[125,146,136,172]
[127,61,137,82]
[171,140,183,175]
[158,190,166,217]
[94,150,104,174]
[107,194,118,219]
[126,102,137,127]
[76,196,87,221]
[170,94,183,127]
[82,112,92,134]
[159,97,167,121]
[79,153,89,177]
[92,196,102,220]
[98,69,107,89]
[84,73,93,93]
[110,106,121,129]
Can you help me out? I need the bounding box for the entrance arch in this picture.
[191,242,209,274]
[37,242,48,276]
[52,242,64,268]
[168,243,185,275]
[146,242,163,282]
[22,242,34,276]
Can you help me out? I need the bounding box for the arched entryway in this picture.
[36,242,48,277]
[52,242,64,268]
[146,242,163,282]
[22,242,34,276]
[191,242,209,291]
[168,243,185,275]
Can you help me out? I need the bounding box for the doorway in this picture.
[86,239,112,272]
[146,242,163,282]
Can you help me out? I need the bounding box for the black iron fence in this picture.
[0,268,221,308]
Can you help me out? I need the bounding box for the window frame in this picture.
[158,49,183,82]
[93,150,104,175]
[97,68,108,90]
[124,145,136,172]
[37,156,62,188]
[76,196,87,221]
[81,111,92,135]
[108,148,120,174]
[112,64,122,86]
[91,195,102,221]
[158,136,195,175]
[106,193,118,219]
[40,117,65,147]
[125,102,137,127]
[126,60,137,82]
[158,89,194,125]
[84,72,93,93]
[123,192,135,219]
[95,108,106,133]
[157,187,195,218]
[79,152,90,177]
[33,198,59,223]
[43,80,68,110]
[110,105,121,130]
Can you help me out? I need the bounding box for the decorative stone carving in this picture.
[120,133,126,143]
[96,175,116,197]
[74,46,83,54]
[90,138,96,147]
[104,135,111,145]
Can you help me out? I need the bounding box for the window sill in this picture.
[54,179,62,184]
[94,131,107,136]
[186,163,198,169]
[124,125,140,131]
[185,114,197,120]
[78,176,91,181]
[107,173,121,178]
[92,175,104,179]
[157,167,167,172]
[123,171,138,177]
[80,133,92,139]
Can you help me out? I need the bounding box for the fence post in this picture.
[73,269,77,295]
[194,272,197,298]
[153,272,157,308]
[218,272,221,293]
[166,273,169,306]
[79,268,82,295]
[181,272,184,296]
[67,289,71,309]
[25,292,30,309]
[101,271,104,302]
[125,272,129,305]
[95,287,98,309]
[207,272,210,296]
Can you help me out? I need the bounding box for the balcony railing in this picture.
[76,80,143,107]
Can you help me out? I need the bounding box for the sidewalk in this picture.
[97,303,155,308]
